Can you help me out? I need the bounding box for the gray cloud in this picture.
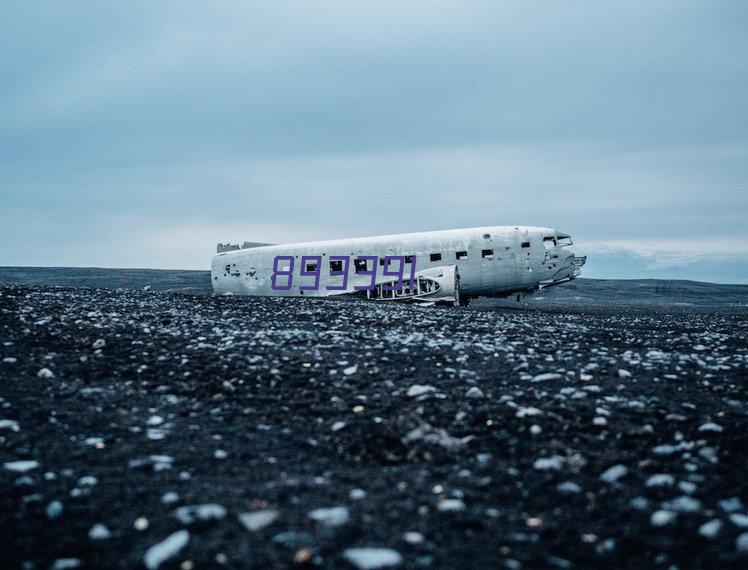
[1,2,746,281]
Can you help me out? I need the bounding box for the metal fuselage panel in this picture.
[211,226,579,297]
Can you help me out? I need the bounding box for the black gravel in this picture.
[1,285,746,569]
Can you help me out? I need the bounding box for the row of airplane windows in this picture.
[225,241,535,271]
[223,241,537,278]
[320,246,524,274]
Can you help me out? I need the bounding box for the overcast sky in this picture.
[1,1,746,282]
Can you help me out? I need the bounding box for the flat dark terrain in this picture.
[2,266,747,311]
[0,267,211,295]
[1,283,746,569]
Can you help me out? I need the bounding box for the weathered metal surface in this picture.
[211,226,583,303]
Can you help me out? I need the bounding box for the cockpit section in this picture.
[555,233,573,248]
[538,230,586,290]
[544,233,573,248]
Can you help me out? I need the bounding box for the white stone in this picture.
[0,419,20,431]
[530,373,562,382]
[534,456,564,471]
[343,548,403,569]
[149,455,173,471]
[407,384,436,397]
[161,492,179,504]
[331,421,347,432]
[630,497,649,510]
[437,499,466,512]
[92,339,106,349]
[46,500,64,519]
[174,504,227,525]
[600,464,628,484]
[651,510,677,527]
[144,530,190,570]
[343,364,358,376]
[238,509,279,531]
[645,474,675,488]
[37,368,55,379]
[89,523,111,540]
[698,422,723,433]
[719,497,744,513]
[698,519,722,539]
[404,531,424,544]
[737,532,748,553]
[51,559,82,570]
[652,444,679,456]
[147,415,164,426]
[147,429,166,441]
[4,460,40,473]
[678,481,697,494]
[556,481,582,494]
[465,387,484,399]
[309,506,350,527]
[516,407,542,418]
[617,369,632,379]
[663,496,701,513]
[730,513,748,528]
[2,357,17,364]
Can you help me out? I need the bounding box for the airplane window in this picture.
[305,261,317,272]
[354,258,369,273]
[521,241,531,248]
[430,253,442,262]
[330,260,343,272]
[404,255,415,264]
[543,237,557,249]
[482,249,494,258]
[456,251,468,260]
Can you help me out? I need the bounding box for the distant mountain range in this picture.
[577,244,748,284]
[1,266,746,310]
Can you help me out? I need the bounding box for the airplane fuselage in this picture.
[211,226,584,304]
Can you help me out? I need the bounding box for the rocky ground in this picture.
[1,284,746,569]
[3,267,747,311]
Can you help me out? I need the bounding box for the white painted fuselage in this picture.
[211,226,584,303]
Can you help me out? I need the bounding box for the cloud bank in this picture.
[1,2,746,282]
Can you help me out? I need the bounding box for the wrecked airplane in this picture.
[211,226,585,306]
